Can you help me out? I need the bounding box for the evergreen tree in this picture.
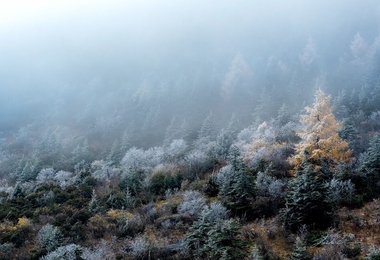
[281,161,332,231]
[212,128,234,161]
[358,133,380,197]
[291,236,311,260]
[289,90,352,173]
[359,133,380,174]
[186,204,247,259]
[197,111,216,143]
[106,140,120,164]
[163,116,178,146]
[218,147,255,214]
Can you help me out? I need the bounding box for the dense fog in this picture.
[3,2,380,258]
[1,0,380,165]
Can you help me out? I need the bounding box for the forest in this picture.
[1,0,380,259]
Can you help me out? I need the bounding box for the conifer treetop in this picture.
[289,89,352,171]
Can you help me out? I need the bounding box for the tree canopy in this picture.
[289,90,352,172]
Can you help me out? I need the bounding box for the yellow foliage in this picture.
[89,214,108,225]
[0,221,17,232]
[17,217,31,228]
[0,217,30,232]
[106,209,133,220]
[289,90,352,172]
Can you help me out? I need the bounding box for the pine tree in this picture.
[359,133,380,174]
[212,128,234,160]
[218,147,255,214]
[358,133,380,197]
[289,90,352,173]
[197,111,216,143]
[291,236,311,260]
[281,161,332,231]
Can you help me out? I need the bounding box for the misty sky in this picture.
[1,0,380,131]
[1,1,379,82]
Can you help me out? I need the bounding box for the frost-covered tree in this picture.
[178,190,206,219]
[365,245,380,260]
[90,160,121,182]
[358,133,380,197]
[221,53,252,100]
[183,148,212,178]
[129,236,151,259]
[255,171,286,199]
[350,33,369,63]
[217,148,255,213]
[198,202,230,223]
[81,240,115,260]
[71,139,92,164]
[359,133,380,174]
[249,244,262,260]
[163,116,186,147]
[36,168,77,189]
[291,236,311,260]
[41,244,82,260]
[186,217,246,260]
[54,170,77,189]
[196,111,216,144]
[299,37,318,68]
[164,139,188,162]
[325,178,355,206]
[240,121,289,169]
[289,90,352,173]
[185,202,246,259]
[121,146,164,172]
[211,128,234,161]
[281,162,332,231]
[36,168,55,184]
[37,224,63,253]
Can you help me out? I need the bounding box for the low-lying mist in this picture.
[0,0,379,159]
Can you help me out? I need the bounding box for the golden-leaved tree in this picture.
[289,90,352,172]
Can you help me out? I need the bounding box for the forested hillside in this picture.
[1,1,380,259]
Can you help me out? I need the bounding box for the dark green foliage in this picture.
[291,237,311,260]
[365,246,380,260]
[0,223,32,247]
[149,172,183,196]
[0,197,32,221]
[205,173,219,197]
[342,244,361,258]
[102,187,137,210]
[339,120,359,144]
[70,221,87,243]
[119,169,145,196]
[356,133,380,199]
[70,209,91,225]
[305,230,326,246]
[280,163,332,231]
[219,168,254,213]
[360,133,380,174]
[218,148,255,214]
[186,218,247,259]
[105,190,129,209]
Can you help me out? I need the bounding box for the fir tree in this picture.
[291,236,311,260]
[218,147,255,214]
[281,161,332,231]
[197,111,216,143]
[358,133,380,197]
